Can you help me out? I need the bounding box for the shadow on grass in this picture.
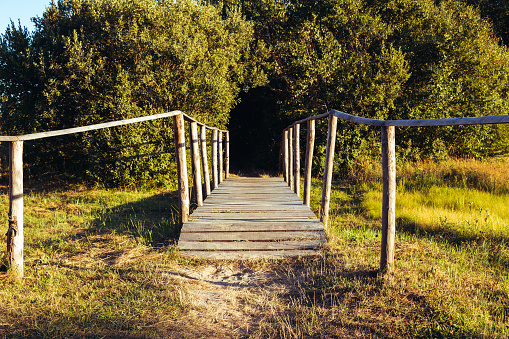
[263,253,473,338]
[21,189,187,262]
[88,191,184,247]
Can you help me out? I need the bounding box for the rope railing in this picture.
[3,111,229,279]
[282,110,509,272]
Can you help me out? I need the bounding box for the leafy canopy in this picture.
[0,0,266,185]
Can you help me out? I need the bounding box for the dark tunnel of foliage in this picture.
[2,0,509,185]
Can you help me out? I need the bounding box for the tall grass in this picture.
[250,157,509,338]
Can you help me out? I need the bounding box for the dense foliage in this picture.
[0,0,265,185]
[464,0,509,45]
[225,0,509,174]
[2,0,509,182]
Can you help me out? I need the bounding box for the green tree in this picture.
[220,0,509,173]
[0,0,266,186]
[462,0,509,45]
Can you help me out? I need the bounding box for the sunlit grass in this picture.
[1,157,508,337]
[0,183,187,337]
[251,157,509,338]
[364,186,509,238]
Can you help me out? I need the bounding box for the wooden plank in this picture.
[218,130,223,183]
[179,250,322,260]
[180,221,325,233]
[304,119,315,207]
[200,125,211,197]
[179,231,325,241]
[173,114,189,224]
[211,129,218,190]
[179,240,326,251]
[201,197,304,202]
[195,204,318,211]
[290,112,330,126]
[189,122,203,206]
[283,130,289,183]
[331,109,509,127]
[225,131,230,178]
[0,111,228,142]
[178,177,327,260]
[189,211,318,221]
[201,190,304,195]
[0,111,182,142]
[288,126,293,189]
[293,123,300,197]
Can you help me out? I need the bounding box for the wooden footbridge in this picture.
[3,110,509,278]
[178,177,326,259]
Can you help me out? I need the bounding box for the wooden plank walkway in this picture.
[178,177,327,259]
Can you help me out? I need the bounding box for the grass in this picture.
[0,182,190,338]
[248,157,509,338]
[0,157,508,338]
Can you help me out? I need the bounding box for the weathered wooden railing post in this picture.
[173,114,190,224]
[303,119,315,207]
[380,125,397,272]
[211,129,218,190]
[218,131,223,183]
[283,130,289,183]
[8,141,24,279]
[320,113,338,227]
[225,131,230,179]
[189,122,203,207]
[200,125,211,198]
[293,123,300,197]
[288,126,294,189]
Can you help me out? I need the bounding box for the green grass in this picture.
[0,183,189,338]
[1,158,509,338]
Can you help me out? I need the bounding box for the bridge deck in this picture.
[178,177,327,259]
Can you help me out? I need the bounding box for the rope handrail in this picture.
[284,109,509,130]
[0,110,228,142]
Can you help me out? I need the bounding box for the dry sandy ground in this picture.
[164,262,291,338]
[65,244,301,338]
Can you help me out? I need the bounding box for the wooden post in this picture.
[304,119,315,207]
[211,129,218,190]
[8,141,23,279]
[283,130,289,183]
[200,125,211,198]
[173,114,190,224]
[293,123,300,197]
[189,122,203,207]
[218,131,223,184]
[288,126,293,189]
[380,125,397,272]
[320,114,338,227]
[225,131,230,179]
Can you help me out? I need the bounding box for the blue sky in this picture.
[0,0,51,32]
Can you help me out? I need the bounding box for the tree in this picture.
[0,0,266,186]
[217,0,509,173]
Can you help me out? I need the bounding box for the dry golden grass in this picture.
[0,158,508,338]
